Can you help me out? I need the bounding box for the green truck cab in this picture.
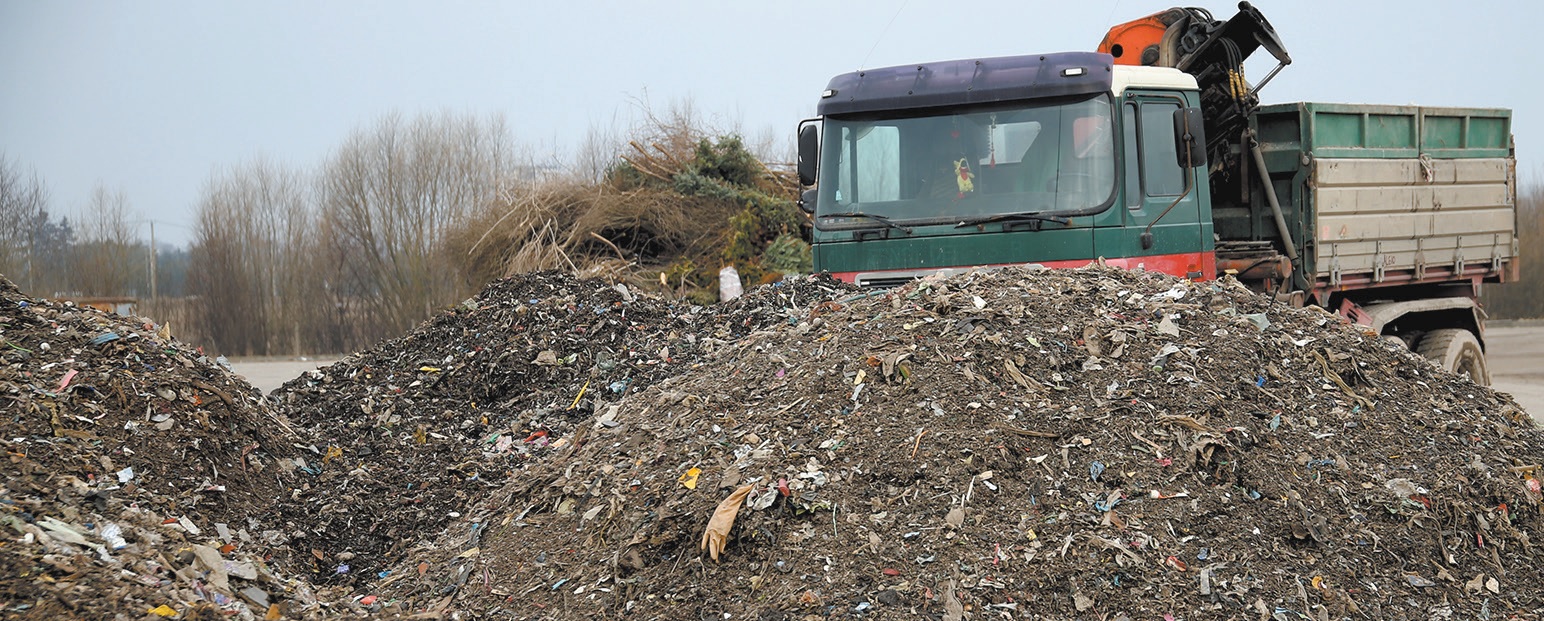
[799,54,1214,287]
[796,8,1516,385]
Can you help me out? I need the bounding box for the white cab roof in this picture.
[1111,65,1199,95]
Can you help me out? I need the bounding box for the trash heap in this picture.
[0,276,315,619]
[267,271,855,588]
[364,266,1542,620]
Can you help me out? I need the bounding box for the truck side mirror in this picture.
[1172,107,1207,168]
[797,122,820,187]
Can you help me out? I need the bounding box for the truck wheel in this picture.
[1416,329,1490,386]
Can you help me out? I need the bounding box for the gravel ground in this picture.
[1487,325,1544,425]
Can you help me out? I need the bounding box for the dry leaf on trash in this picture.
[942,579,965,621]
[945,507,965,528]
[700,484,755,561]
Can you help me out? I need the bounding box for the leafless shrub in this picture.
[69,183,141,297]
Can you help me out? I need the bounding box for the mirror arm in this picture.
[1141,141,1196,250]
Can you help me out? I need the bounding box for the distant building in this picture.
[56,296,137,316]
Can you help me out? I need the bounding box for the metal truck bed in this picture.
[1251,103,1516,291]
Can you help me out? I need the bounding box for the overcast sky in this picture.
[2,1,1538,247]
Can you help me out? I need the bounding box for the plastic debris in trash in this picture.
[701,485,755,561]
[99,522,127,550]
[679,467,701,490]
[57,368,78,391]
[719,265,743,301]
[1093,491,1124,513]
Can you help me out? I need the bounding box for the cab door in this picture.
[1093,91,1212,278]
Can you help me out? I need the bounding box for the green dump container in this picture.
[1254,102,1512,160]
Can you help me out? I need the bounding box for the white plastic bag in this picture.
[718,265,743,302]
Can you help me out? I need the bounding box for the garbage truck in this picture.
[794,2,1517,385]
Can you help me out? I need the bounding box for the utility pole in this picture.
[149,221,158,311]
[24,222,33,293]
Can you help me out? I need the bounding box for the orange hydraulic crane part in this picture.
[1097,10,1184,66]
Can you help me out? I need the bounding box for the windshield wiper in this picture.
[954,211,1071,229]
[820,211,913,234]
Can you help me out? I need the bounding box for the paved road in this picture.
[230,327,1543,423]
[228,358,338,394]
[1488,325,1544,425]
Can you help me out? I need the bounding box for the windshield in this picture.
[816,94,1116,228]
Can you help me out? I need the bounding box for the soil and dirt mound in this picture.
[267,272,855,587]
[359,266,1543,620]
[0,277,316,619]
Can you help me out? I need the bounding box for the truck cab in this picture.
[801,53,1215,287]
[797,38,1516,386]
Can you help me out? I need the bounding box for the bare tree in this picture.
[318,111,522,342]
[571,112,629,184]
[70,183,141,296]
[188,157,322,355]
[1482,174,1541,318]
[0,154,52,290]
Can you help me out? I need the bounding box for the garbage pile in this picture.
[5,264,1540,620]
[267,271,855,588]
[0,277,318,619]
[362,266,1543,620]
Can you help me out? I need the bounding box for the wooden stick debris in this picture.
[1158,414,1216,432]
[996,423,1059,438]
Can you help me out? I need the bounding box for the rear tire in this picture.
[1416,329,1490,386]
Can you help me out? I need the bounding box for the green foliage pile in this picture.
[680,138,802,279]
[599,134,808,297]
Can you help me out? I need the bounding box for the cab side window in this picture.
[1122,105,1140,208]
[1140,102,1184,196]
[1123,99,1186,208]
